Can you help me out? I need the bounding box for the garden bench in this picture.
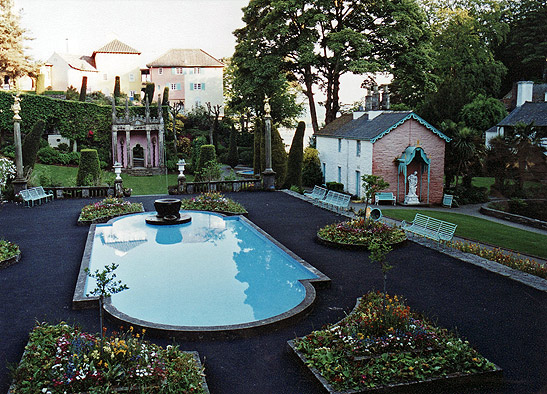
[375,192,396,205]
[19,189,41,207]
[317,190,351,212]
[304,185,327,201]
[36,186,54,203]
[401,213,457,242]
[442,194,454,208]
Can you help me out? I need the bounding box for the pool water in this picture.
[85,212,318,327]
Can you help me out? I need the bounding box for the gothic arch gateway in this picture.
[111,98,166,175]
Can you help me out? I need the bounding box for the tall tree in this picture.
[234,0,430,128]
[0,0,35,85]
[418,1,508,125]
[283,121,305,188]
[498,0,547,89]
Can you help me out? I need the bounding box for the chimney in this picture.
[371,85,380,110]
[381,85,390,110]
[516,81,534,107]
[365,91,373,111]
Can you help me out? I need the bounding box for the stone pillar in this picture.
[11,94,27,195]
[112,129,118,163]
[146,129,152,168]
[262,98,276,191]
[125,129,131,169]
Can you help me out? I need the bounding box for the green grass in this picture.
[32,164,193,196]
[381,209,547,259]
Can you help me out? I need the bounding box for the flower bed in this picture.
[317,218,407,249]
[447,240,547,279]
[78,197,144,225]
[290,292,501,393]
[9,322,209,394]
[0,239,20,269]
[180,192,248,215]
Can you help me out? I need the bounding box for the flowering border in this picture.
[0,251,20,270]
[288,296,503,394]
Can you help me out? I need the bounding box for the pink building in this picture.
[315,111,450,205]
[145,49,224,109]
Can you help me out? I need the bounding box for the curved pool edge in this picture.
[73,212,331,339]
[103,278,322,340]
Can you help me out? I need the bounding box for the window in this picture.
[322,163,326,182]
[338,166,341,183]
[194,67,200,74]
[103,73,108,80]
[195,99,201,107]
[129,73,135,82]
[338,138,342,152]
[190,83,205,91]
[356,140,361,157]
[129,90,135,98]
[158,68,163,75]
[176,67,184,75]
[170,83,177,90]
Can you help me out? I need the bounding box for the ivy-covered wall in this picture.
[0,91,168,166]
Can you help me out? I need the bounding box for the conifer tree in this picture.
[283,121,305,188]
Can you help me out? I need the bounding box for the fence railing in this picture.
[170,179,262,194]
[44,186,114,199]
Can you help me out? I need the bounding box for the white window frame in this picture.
[129,73,135,82]
[176,67,184,75]
[170,83,177,90]
[158,68,163,75]
[193,83,202,90]
[194,67,200,74]
[103,73,108,80]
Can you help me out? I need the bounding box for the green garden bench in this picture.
[375,192,396,205]
[401,213,457,242]
[19,189,41,207]
[317,190,351,212]
[36,186,54,203]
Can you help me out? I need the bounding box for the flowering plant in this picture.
[10,322,207,393]
[180,192,247,214]
[317,218,406,247]
[293,292,497,391]
[447,240,547,279]
[78,197,144,222]
[0,239,19,261]
[0,156,16,192]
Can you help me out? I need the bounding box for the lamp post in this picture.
[262,98,276,191]
[177,159,186,193]
[11,93,27,195]
[113,162,123,197]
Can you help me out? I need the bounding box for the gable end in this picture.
[370,113,451,143]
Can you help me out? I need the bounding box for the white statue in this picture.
[407,171,418,197]
[404,171,420,205]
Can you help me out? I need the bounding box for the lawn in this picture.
[32,164,193,195]
[381,209,547,259]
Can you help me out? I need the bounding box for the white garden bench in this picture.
[375,192,396,205]
[401,213,457,242]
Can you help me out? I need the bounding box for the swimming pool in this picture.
[74,211,329,335]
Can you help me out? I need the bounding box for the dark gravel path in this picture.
[0,191,545,393]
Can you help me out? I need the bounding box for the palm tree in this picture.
[506,122,547,189]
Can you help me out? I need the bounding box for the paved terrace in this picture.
[0,191,546,394]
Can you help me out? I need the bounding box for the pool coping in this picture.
[73,211,331,340]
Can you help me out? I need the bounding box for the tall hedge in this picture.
[283,121,305,188]
[302,147,323,187]
[76,149,101,186]
[196,144,217,174]
[114,76,121,98]
[22,119,45,176]
[271,126,287,188]
[227,125,238,168]
[162,86,169,105]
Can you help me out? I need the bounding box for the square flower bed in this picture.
[0,239,20,269]
[289,292,501,393]
[9,322,209,394]
[180,192,247,215]
[78,198,144,225]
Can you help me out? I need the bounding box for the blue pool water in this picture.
[85,212,318,327]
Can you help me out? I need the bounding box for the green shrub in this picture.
[57,142,70,153]
[77,149,101,186]
[326,181,344,192]
[22,119,45,176]
[196,144,216,175]
[284,121,305,188]
[37,146,62,165]
[227,125,238,168]
[238,148,253,166]
[302,147,323,187]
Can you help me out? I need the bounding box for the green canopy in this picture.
[397,146,431,204]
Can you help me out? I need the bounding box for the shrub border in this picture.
[287,298,504,394]
[315,233,407,251]
[0,252,20,270]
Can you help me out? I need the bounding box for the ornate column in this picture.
[11,94,27,194]
[125,128,131,169]
[262,98,276,190]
